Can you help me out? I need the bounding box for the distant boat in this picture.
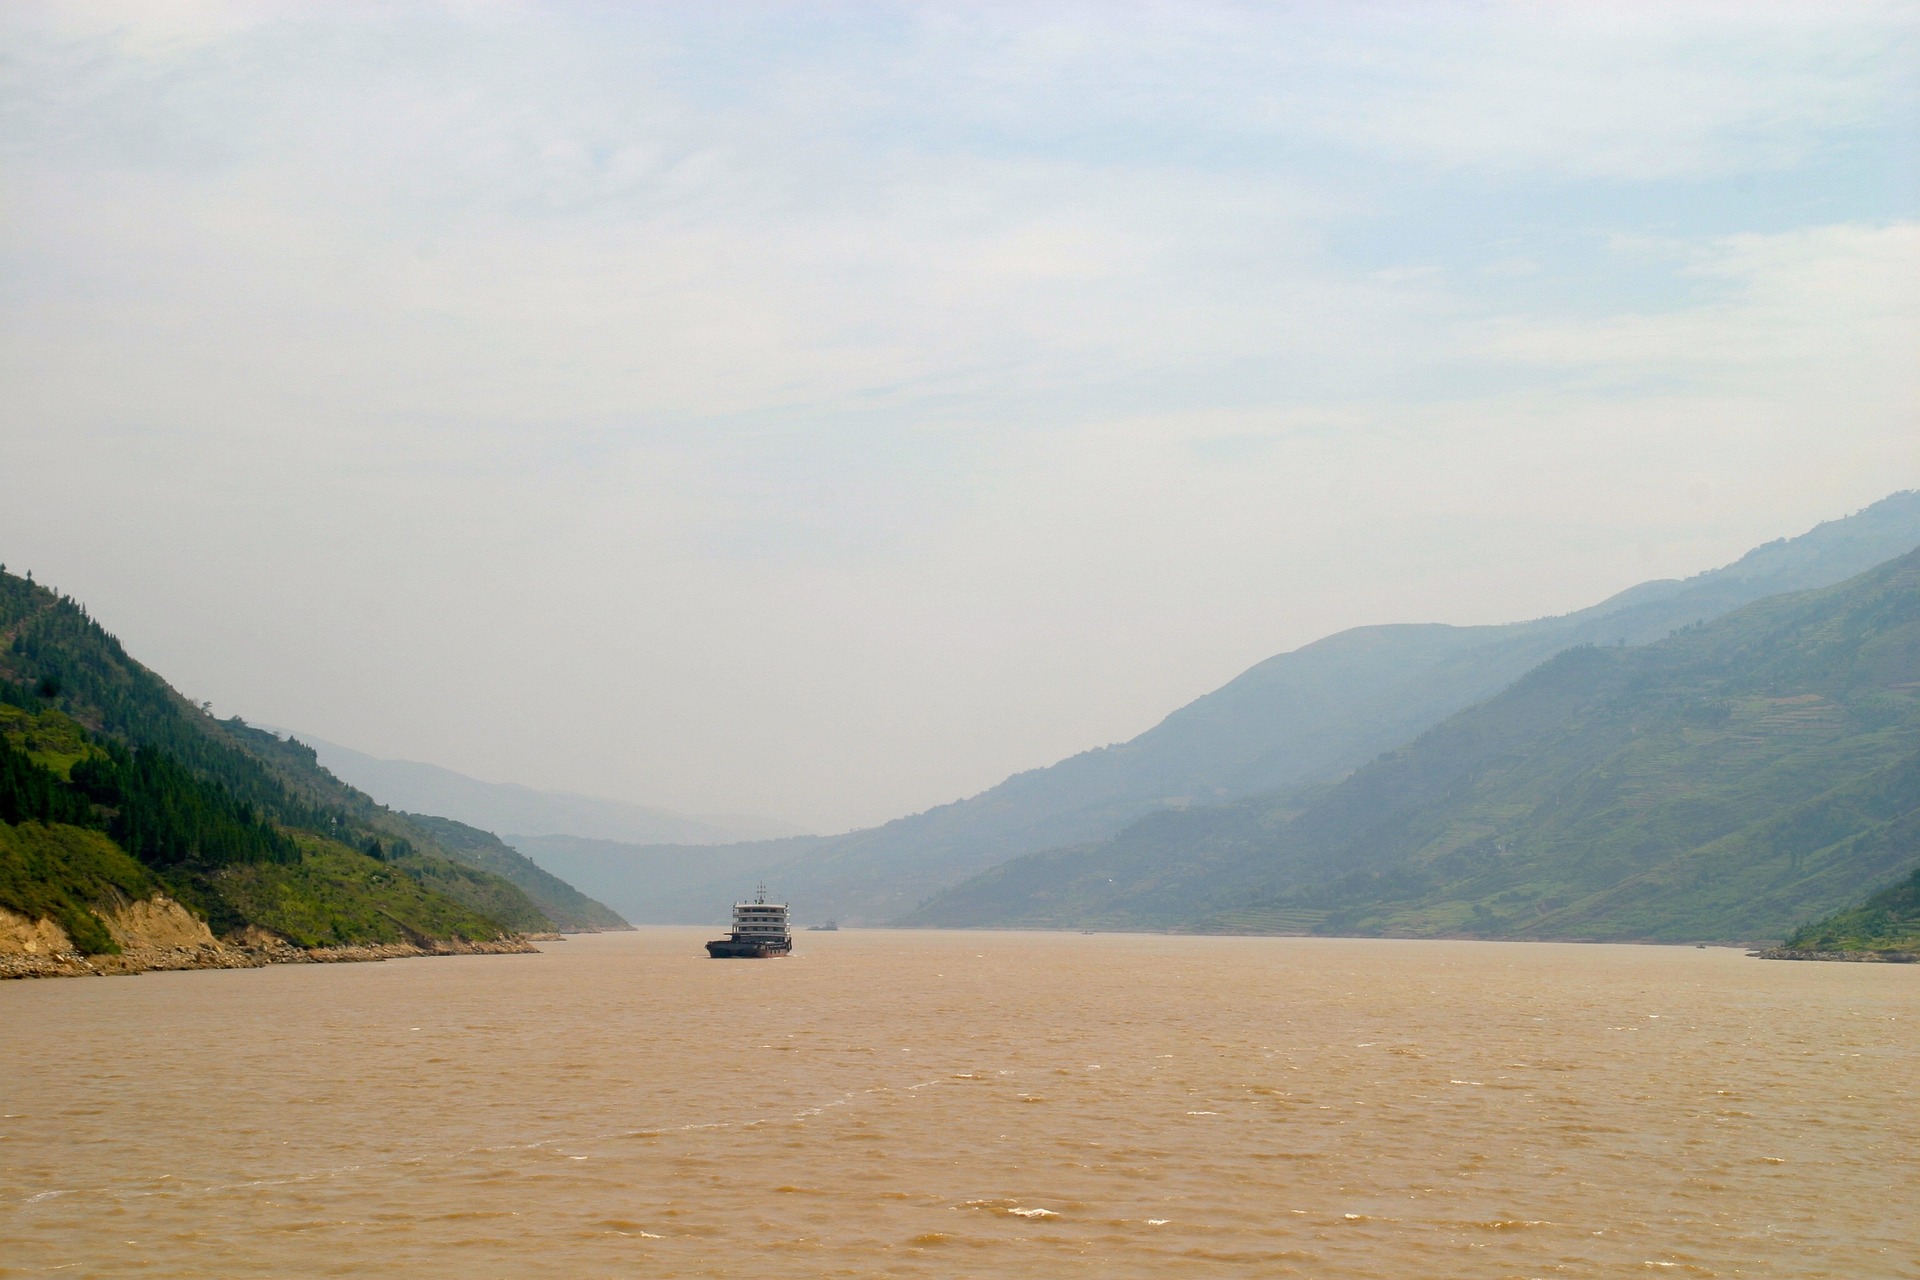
[705,885,793,958]
[807,921,839,932]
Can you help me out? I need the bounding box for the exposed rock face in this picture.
[1,898,539,980]
[106,894,220,950]
[0,899,259,979]
[0,906,71,959]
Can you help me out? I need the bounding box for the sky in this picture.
[2,1,1917,834]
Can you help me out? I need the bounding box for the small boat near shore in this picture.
[807,921,839,932]
[705,885,793,958]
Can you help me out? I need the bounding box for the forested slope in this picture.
[0,565,623,960]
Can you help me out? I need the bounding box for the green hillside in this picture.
[198,832,513,948]
[0,565,626,952]
[1781,866,1920,956]
[0,681,525,951]
[911,547,1920,944]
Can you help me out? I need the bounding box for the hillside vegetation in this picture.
[1782,867,1920,956]
[910,547,1920,944]
[0,565,626,956]
[0,820,156,955]
[203,833,512,948]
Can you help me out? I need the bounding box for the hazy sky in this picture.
[3,2,1916,832]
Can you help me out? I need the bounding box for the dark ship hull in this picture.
[705,936,792,958]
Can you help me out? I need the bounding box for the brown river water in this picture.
[2,929,1914,1278]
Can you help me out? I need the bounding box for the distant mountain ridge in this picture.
[295,736,803,846]
[911,547,1920,942]
[519,491,1920,925]
[508,832,832,926]
[399,812,629,932]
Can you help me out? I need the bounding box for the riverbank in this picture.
[0,897,537,980]
[1751,945,1918,963]
[1,933,539,980]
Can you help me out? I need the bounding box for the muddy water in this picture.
[2,930,1914,1278]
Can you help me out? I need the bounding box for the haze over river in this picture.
[3,931,1913,1277]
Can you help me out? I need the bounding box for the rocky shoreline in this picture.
[0,933,540,980]
[1750,946,1919,963]
[0,897,539,981]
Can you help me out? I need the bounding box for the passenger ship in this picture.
[705,885,793,958]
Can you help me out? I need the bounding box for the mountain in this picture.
[400,813,629,932]
[530,492,1920,925]
[297,735,802,845]
[911,547,1920,943]
[0,565,626,974]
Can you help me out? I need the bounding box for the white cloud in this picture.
[1,3,1915,828]
[1297,2,1915,179]
[1479,223,1920,394]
